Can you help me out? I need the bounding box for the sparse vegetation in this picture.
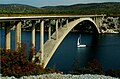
[0,43,59,78]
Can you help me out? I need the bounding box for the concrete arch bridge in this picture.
[0,15,105,68]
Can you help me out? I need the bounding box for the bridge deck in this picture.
[0,15,104,21]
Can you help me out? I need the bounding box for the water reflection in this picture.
[87,34,99,60]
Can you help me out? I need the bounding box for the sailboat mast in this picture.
[79,34,81,43]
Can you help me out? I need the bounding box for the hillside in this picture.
[0,4,47,14]
[0,2,120,15]
[42,2,120,15]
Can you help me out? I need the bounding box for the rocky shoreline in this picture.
[1,73,119,79]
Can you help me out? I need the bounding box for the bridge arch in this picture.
[75,20,99,33]
[39,18,101,68]
[73,18,100,33]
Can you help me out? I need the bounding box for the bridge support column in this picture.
[96,17,101,28]
[40,20,44,64]
[66,19,68,28]
[15,21,21,51]
[48,24,51,40]
[60,19,62,28]
[99,17,103,27]
[93,17,96,23]
[32,24,35,47]
[56,19,58,40]
[31,23,36,62]
[5,22,10,49]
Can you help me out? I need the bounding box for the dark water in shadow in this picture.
[47,33,120,72]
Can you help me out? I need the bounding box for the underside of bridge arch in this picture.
[74,20,99,33]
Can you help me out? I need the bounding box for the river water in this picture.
[0,29,120,73]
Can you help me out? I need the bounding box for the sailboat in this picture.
[77,35,86,47]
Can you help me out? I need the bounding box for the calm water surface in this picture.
[0,29,120,73]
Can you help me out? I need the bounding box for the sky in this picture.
[0,0,120,7]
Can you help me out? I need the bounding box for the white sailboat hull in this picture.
[77,45,86,47]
